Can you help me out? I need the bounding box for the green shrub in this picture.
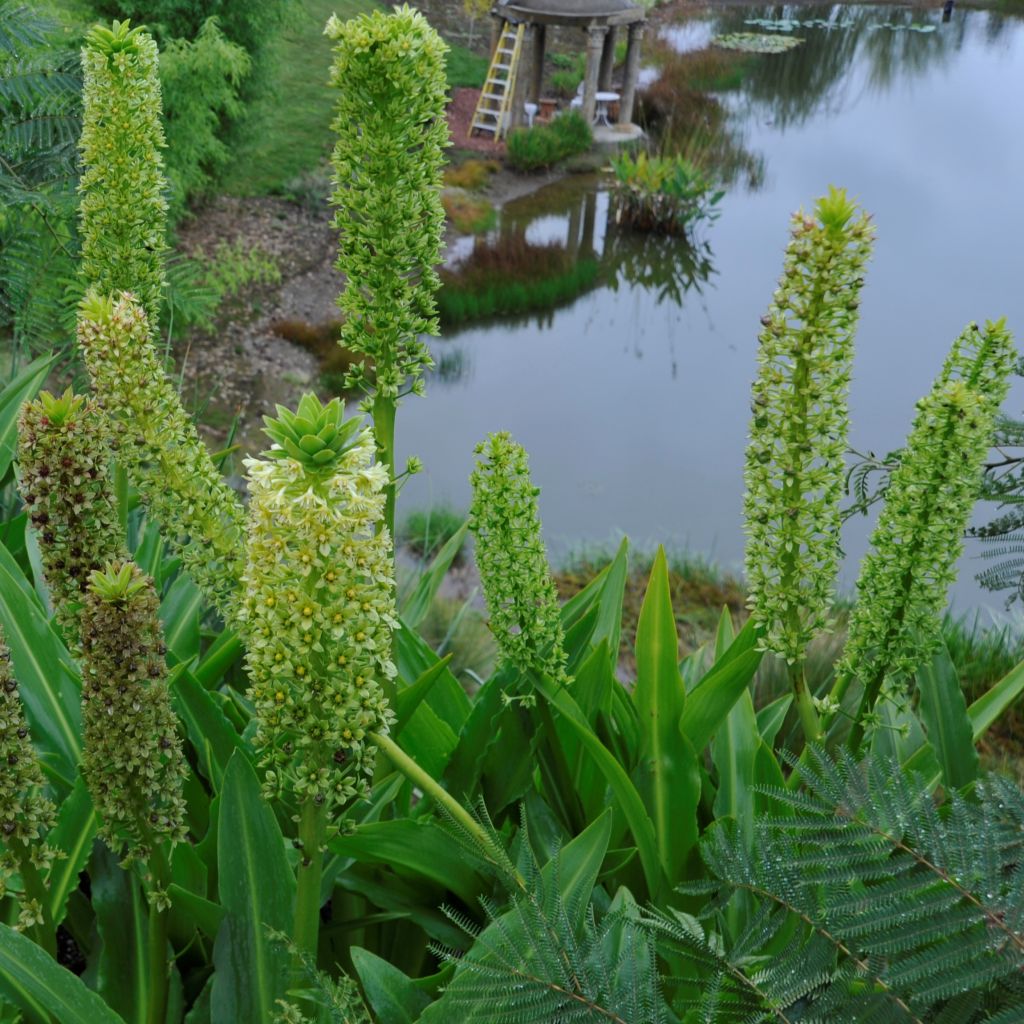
[506,111,592,171]
[446,43,488,88]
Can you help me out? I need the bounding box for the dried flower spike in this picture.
[17,389,127,647]
[79,20,167,328]
[469,433,568,683]
[239,394,397,816]
[77,291,245,618]
[743,187,875,666]
[79,561,187,862]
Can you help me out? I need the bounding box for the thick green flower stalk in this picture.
[238,393,396,956]
[79,561,187,863]
[327,5,449,540]
[743,187,874,741]
[77,291,245,617]
[17,389,127,648]
[834,320,1016,749]
[469,433,568,683]
[79,20,167,328]
[0,629,58,946]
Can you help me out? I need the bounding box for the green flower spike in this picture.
[79,20,168,329]
[0,628,58,932]
[469,433,568,683]
[327,5,449,402]
[79,560,187,863]
[743,188,874,740]
[838,319,1016,749]
[17,389,128,648]
[77,291,245,618]
[239,393,397,817]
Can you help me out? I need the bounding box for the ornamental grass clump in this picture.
[17,389,127,648]
[77,291,245,617]
[327,5,449,539]
[743,187,874,741]
[0,629,57,944]
[79,20,167,328]
[239,393,397,954]
[469,432,568,682]
[79,561,188,864]
[835,319,1016,749]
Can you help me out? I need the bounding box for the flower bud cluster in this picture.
[0,629,57,920]
[469,433,568,682]
[840,319,1016,686]
[327,6,448,400]
[17,389,127,647]
[77,291,245,618]
[743,188,874,663]
[79,21,167,329]
[238,395,397,815]
[79,561,187,862]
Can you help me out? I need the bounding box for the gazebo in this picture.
[492,0,646,130]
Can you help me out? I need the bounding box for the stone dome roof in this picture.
[496,0,645,25]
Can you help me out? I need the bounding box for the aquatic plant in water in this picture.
[713,33,804,54]
[744,187,874,740]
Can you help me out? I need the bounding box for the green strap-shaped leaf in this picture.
[632,547,699,885]
[351,947,430,1024]
[400,521,469,629]
[916,642,978,789]
[0,540,80,787]
[0,922,126,1023]
[45,778,97,926]
[0,352,57,483]
[211,751,294,1024]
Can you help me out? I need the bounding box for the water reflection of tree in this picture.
[711,3,963,128]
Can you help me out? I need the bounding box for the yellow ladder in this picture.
[470,21,525,140]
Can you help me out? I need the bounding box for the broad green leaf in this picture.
[559,537,628,639]
[712,689,759,846]
[160,574,202,664]
[714,606,735,659]
[680,646,763,754]
[91,846,149,1024]
[193,631,243,689]
[351,947,430,1024]
[0,922,125,1024]
[45,778,96,926]
[0,540,80,786]
[0,353,57,483]
[534,674,663,899]
[396,618,471,732]
[330,819,485,905]
[169,664,247,791]
[916,642,977,789]
[400,521,468,629]
[167,884,225,941]
[632,548,698,884]
[756,693,793,748]
[211,752,294,1024]
[393,654,454,735]
[966,656,1024,742]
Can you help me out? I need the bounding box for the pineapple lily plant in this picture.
[0,8,1020,1024]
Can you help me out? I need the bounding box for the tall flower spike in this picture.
[469,433,568,682]
[79,20,167,328]
[17,389,128,648]
[77,291,245,618]
[79,560,187,863]
[744,188,874,664]
[239,393,397,815]
[327,5,449,401]
[0,628,57,931]
[838,319,1016,744]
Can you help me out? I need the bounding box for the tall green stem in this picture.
[293,799,327,961]
[146,846,170,1024]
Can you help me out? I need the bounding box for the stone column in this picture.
[530,24,546,104]
[598,26,617,91]
[581,25,607,126]
[618,22,644,125]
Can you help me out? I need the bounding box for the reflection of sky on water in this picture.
[404,6,1024,614]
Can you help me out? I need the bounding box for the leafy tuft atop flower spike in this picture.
[84,19,148,60]
[469,432,568,683]
[239,393,397,818]
[262,394,365,471]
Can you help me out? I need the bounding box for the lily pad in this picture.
[712,32,805,54]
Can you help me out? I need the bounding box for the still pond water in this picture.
[402,3,1024,613]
